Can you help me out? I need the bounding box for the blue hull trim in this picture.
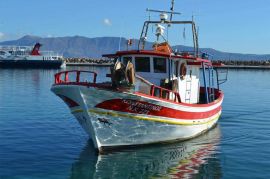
[0,60,64,69]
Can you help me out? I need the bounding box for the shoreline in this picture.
[217,65,270,70]
[66,62,113,66]
[64,58,270,69]
[66,62,270,69]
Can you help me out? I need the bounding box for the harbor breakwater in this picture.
[213,60,270,69]
[64,57,270,69]
[64,57,113,66]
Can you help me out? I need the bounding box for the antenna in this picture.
[197,26,200,38]
[170,0,175,22]
[146,8,181,16]
[146,0,180,26]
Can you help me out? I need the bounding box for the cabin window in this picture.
[135,57,150,72]
[123,56,132,65]
[153,58,166,73]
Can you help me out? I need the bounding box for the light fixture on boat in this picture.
[156,24,165,41]
[160,13,168,23]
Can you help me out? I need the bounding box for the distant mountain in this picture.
[0,35,129,58]
[1,35,270,60]
[172,45,270,61]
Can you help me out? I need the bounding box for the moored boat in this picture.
[0,43,65,68]
[51,1,227,151]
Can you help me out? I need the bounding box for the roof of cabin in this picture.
[103,50,211,63]
[103,42,212,63]
[101,42,226,67]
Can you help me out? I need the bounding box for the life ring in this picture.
[180,63,187,80]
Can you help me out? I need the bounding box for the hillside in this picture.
[1,35,269,60]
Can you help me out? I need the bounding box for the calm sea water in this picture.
[1,67,270,179]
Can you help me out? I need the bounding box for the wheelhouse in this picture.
[99,12,228,105]
[103,44,226,105]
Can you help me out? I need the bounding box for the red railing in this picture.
[150,85,181,103]
[54,70,97,84]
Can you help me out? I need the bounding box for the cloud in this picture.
[103,18,112,26]
[0,32,4,40]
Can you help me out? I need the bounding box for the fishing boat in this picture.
[51,1,227,151]
[0,43,65,68]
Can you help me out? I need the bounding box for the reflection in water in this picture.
[70,125,222,179]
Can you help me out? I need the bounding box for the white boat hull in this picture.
[51,84,223,151]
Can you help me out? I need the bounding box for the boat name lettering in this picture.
[122,99,162,112]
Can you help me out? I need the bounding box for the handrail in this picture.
[54,70,97,84]
[150,85,181,103]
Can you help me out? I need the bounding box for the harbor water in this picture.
[0,67,270,178]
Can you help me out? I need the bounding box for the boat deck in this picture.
[53,70,223,106]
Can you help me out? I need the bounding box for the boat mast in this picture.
[138,0,181,50]
[192,15,199,57]
[170,0,175,22]
[137,0,199,58]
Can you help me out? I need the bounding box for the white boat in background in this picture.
[0,43,65,68]
[51,0,228,151]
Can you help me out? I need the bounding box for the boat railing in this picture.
[54,70,97,84]
[135,75,181,103]
[150,85,181,103]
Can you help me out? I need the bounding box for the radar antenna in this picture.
[146,0,181,23]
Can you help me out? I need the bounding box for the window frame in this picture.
[153,57,167,73]
[135,56,151,72]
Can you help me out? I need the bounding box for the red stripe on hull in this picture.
[95,99,221,120]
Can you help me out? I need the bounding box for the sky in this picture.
[0,0,270,54]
